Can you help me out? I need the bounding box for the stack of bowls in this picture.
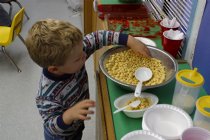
[121,130,165,140]
[142,104,193,140]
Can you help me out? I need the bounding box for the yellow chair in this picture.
[0,8,25,72]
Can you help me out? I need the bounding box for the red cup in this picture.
[162,30,184,58]
[160,20,180,45]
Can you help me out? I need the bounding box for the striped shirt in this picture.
[36,30,128,137]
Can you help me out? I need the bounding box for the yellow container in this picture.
[193,96,210,131]
[176,68,204,87]
[172,68,204,114]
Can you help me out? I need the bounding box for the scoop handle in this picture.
[113,105,129,114]
[134,82,142,97]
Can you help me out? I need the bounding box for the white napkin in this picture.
[161,17,179,28]
[165,29,184,40]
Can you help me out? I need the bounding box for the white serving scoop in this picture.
[113,100,140,114]
[134,67,153,97]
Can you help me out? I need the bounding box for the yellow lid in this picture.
[196,96,210,117]
[176,68,204,87]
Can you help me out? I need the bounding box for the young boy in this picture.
[25,18,150,140]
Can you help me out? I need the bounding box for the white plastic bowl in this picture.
[142,104,193,140]
[114,92,158,118]
[121,130,165,140]
[135,37,157,47]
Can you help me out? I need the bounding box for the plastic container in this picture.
[193,96,210,131]
[172,68,204,114]
[181,127,210,140]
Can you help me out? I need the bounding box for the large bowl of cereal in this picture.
[99,45,178,90]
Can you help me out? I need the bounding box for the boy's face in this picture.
[55,41,87,74]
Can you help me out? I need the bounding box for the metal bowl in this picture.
[99,45,178,91]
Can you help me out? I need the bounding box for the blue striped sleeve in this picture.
[57,115,72,129]
[83,30,129,58]
[119,33,128,45]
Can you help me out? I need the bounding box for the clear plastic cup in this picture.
[172,68,204,114]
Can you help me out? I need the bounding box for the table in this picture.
[94,25,207,140]
[83,2,208,139]
[97,56,207,140]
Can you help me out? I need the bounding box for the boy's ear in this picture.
[48,66,59,74]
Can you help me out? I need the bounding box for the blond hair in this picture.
[25,19,83,68]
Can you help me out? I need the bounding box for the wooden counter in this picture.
[83,1,208,140]
[84,1,114,140]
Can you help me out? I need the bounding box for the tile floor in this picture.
[0,0,96,139]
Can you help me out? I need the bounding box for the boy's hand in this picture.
[127,35,151,57]
[63,99,95,125]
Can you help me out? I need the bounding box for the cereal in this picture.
[105,49,166,86]
[126,97,151,110]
